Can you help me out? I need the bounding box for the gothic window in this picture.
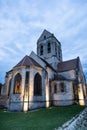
[8,78,12,96]
[25,71,29,92]
[13,73,22,94]
[47,42,51,53]
[59,82,66,92]
[34,73,42,96]
[54,84,57,93]
[40,45,43,55]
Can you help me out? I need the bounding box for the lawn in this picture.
[0,105,85,130]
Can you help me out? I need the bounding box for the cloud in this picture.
[0,0,87,83]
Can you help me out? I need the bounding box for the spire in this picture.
[37,29,53,43]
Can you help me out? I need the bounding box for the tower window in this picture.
[47,42,51,53]
[55,44,57,55]
[40,45,43,55]
[44,35,46,39]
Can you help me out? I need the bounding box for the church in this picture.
[0,30,87,111]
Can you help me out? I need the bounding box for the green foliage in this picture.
[0,105,85,130]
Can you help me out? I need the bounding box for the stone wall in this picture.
[59,70,76,80]
[51,81,74,106]
[9,94,23,111]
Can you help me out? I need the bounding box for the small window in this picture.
[47,42,51,53]
[40,45,43,55]
[59,82,66,92]
[55,45,57,55]
[44,35,46,39]
[54,84,57,93]
[59,54,61,61]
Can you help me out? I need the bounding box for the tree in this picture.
[0,83,2,95]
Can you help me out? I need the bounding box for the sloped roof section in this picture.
[58,58,78,72]
[37,29,53,43]
[14,55,41,68]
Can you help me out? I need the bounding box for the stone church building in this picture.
[0,30,87,111]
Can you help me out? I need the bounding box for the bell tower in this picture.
[37,29,62,70]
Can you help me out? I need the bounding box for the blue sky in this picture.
[0,0,87,83]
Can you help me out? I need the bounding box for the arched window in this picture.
[40,45,43,55]
[14,73,22,94]
[34,73,42,96]
[8,78,12,96]
[47,42,51,53]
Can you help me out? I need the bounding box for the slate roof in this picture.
[14,55,42,68]
[37,29,52,42]
[37,29,61,44]
[58,57,79,72]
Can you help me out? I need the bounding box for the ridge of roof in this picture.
[60,57,78,63]
[37,29,53,43]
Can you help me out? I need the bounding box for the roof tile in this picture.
[58,58,78,72]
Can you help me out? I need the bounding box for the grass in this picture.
[0,105,85,130]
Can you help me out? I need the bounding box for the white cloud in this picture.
[0,0,87,83]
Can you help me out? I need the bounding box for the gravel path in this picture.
[56,107,87,130]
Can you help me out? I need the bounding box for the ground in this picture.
[57,107,87,130]
[0,105,85,130]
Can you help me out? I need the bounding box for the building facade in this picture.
[0,30,87,111]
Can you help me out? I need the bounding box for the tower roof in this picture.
[14,55,41,68]
[37,29,53,43]
[37,29,61,45]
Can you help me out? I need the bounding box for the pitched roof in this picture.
[58,58,78,72]
[37,29,53,42]
[14,55,41,68]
